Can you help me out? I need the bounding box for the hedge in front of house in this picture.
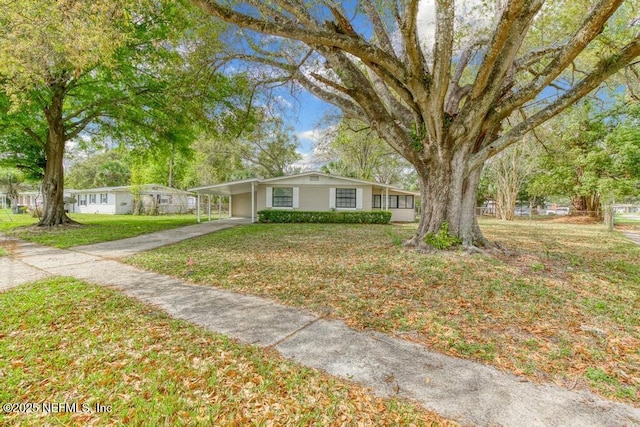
[257,210,392,224]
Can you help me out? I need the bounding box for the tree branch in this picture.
[22,127,45,146]
[469,36,640,171]
[192,0,407,80]
[495,0,625,120]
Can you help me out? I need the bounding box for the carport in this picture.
[188,178,260,223]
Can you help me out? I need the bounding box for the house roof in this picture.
[188,171,420,197]
[68,184,194,195]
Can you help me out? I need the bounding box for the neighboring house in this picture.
[189,171,419,223]
[613,204,639,214]
[18,191,42,208]
[67,184,196,215]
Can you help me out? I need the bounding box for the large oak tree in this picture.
[192,0,640,250]
[0,0,241,226]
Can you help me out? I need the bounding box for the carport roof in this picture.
[189,178,260,196]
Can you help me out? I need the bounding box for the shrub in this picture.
[424,222,462,249]
[257,210,392,224]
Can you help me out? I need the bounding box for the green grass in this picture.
[127,220,640,405]
[0,209,38,231]
[615,214,640,230]
[1,211,198,248]
[0,278,450,426]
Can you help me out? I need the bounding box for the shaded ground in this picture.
[1,278,447,426]
[127,220,640,405]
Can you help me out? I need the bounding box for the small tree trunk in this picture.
[39,83,76,227]
[407,149,488,251]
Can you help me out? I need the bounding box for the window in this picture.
[100,193,108,204]
[372,195,381,208]
[389,195,414,209]
[273,187,293,208]
[89,194,97,204]
[399,195,414,209]
[79,194,87,206]
[336,188,356,209]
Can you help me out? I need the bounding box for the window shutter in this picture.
[329,188,336,209]
[292,187,299,208]
[266,187,272,208]
[356,188,363,210]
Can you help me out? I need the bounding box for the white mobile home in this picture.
[67,184,195,215]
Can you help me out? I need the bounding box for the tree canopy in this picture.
[192,0,640,250]
[0,0,246,225]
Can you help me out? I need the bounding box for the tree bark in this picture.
[407,148,488,250]
[39,83,76,227]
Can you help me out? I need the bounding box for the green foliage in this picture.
[528,101,640,208]
[317,118,415,187]
[257,210,391,224]
[237,113,301,178]
[65,151,132,189]
[424,222,462,250]
[0,0,249,223]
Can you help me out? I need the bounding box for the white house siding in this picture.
[389,209,415,222]
[372,190,417,222]
[116,193,133,214]
[74,191,116,214]
[259,185,373,213]
[231,192,253,217]
[298,186,331,211]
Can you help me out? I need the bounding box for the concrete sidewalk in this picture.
[72,217,252,258]
[623,230,640,246]
[1,229,640,425]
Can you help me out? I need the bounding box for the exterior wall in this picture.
[259,184,373,213]
[73,191,116,214]
[72,191,192,215]
[372,190,417,222]
[388,209,415,222]
[298,185,330,211]
[116,193,133,214]
[232,192,253,217]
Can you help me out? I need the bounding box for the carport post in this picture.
[218,196,222,219]
[207,195,211,221]
[196,193,201,223]
[251,182,255,223]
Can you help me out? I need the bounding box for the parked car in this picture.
[546,207,570,215]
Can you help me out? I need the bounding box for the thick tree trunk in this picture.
[407,149,488,251]
[572,194,601,218]
[39,84,76,227]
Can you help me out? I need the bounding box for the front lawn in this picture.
[0,278,449,426]
[127,220,640,405]
[1,211,198,248]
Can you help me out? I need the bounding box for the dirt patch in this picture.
[548,215,601,225]
[0,238,19,257]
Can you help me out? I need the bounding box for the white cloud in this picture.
[273,95,293,110]
[297,128,324,144]
[297,126,336,146]
[417,0,499,58]
[291,149,325,172]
